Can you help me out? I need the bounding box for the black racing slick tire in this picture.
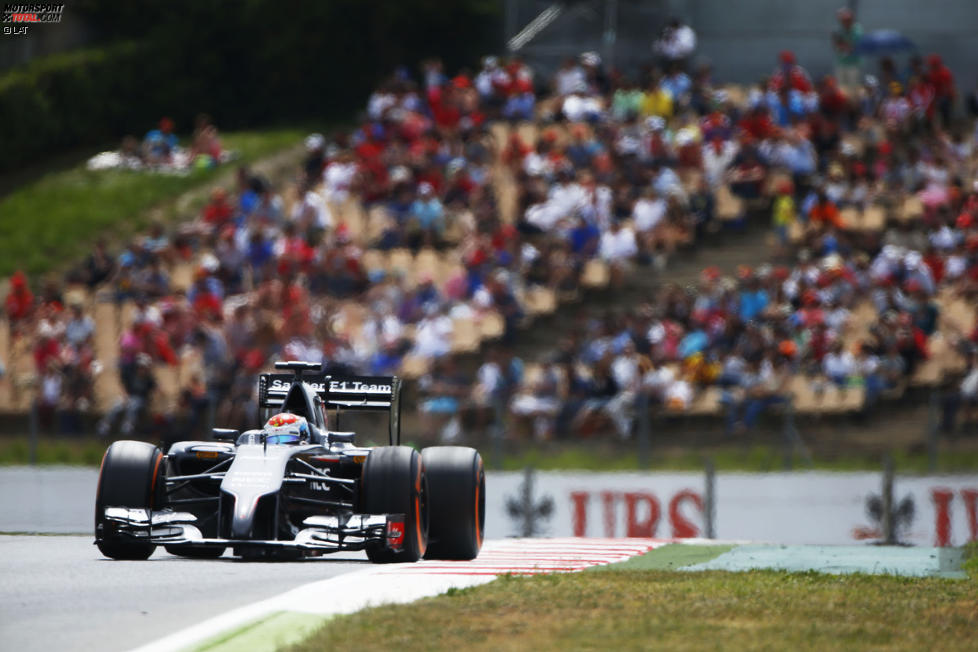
[361,446,428,563]
[422,447,485,560]
[94,440,165,560]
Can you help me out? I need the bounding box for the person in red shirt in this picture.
[33,323,61,372]
[201,188,233,229]
[5,271,33,323]
[808,191,845,230]
[922,246,945,284]
[738,105,774,141]
[927,54,955,126]
[769,51,813,95]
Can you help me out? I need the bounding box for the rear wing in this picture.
[257,369,402,444]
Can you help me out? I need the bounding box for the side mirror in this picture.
[212,428,240,442]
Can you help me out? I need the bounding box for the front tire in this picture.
[361,446,428,563]
[94,440,165,560]
[422,447,485,560]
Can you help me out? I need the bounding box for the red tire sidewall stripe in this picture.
[414,457,426,556]
[474,457,484,547]
[149,451,163,509]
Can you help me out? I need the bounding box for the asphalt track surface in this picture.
[0,535,371,652]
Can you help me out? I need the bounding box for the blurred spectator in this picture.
[143,117,178,166]
[5,271,33,324]
[832,8,863,90]
[654,17,697,66]
[97,353,157,437]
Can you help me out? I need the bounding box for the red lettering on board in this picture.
[961,489,978,543]
[669,490,703,538]
[932,488,954,547]
[624,492,660,537]
[570,491,589,537]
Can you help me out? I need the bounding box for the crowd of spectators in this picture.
[4,13,978,443]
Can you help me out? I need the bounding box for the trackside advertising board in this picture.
[485,471,978,547]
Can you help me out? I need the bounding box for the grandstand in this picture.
[3,15,978,459]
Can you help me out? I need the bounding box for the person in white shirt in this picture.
[292,184,333,230]
[599,220,638,262]
[654,18,697,63]
[822,340,856,387]
[599,220,638,287]
[322,150,358,204]
[633,187,667,233]
[701,137,738,188]
[553,58,586,96]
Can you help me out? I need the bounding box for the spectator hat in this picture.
[580,51,601,67]
[779,51,796,64]
[956,212,974,229]
[305,133,325,151]
[836,7,853,20]
[201,252,220,272]
[778,340,797,357]
[645,116,666,131]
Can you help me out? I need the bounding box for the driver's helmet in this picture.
[263,412,309,445]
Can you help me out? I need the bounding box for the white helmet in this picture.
[263,413,310,445]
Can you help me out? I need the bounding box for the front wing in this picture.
[99,507,406,554]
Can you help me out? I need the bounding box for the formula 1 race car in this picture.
[94,361,485,562]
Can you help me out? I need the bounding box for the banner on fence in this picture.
[485,471,978,547]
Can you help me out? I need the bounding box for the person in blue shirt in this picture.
[143,117,178,165]
[737,271,769,322]
[408,182,445,248]
[569,215,600,257]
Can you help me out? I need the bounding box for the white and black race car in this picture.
[94,361,485,562]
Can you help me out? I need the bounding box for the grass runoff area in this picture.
[4,436,978,473]
[0,127,306,278]
[289,545,978,652]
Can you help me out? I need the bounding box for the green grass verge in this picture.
[588,543,735,571]
[288,570,977,652]
[0,436,106,466]
[498,443,978,474]
[0,127,306,278]
[4,436,978,473]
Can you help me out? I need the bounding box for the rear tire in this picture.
[422,447,485,560]
[361,446,428,563]
[94,440,165,560]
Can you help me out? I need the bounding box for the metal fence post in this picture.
[637,391,650,469]
[881,453,895,545]
[491,392,505,471]
[28,398,39,466]
[704,457,716,539]
[782,399,794,471]
[927,389,939,473]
